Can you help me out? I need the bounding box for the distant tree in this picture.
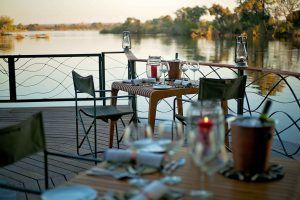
[143,15,173,34]
[175,6,207,23]
[271,0,300,21]
[235,0,271,35]
[269,0,300,32]
[27,24,40,31]
[209,4,241,35]
[0,16,14,32]
[122,17,142,34]
[91,22,103,30]
[16,23,25,30]
[173,6,207,36]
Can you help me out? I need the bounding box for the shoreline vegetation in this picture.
[0,1,299,40]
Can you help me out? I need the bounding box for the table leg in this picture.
[148,96,159,133]
[176,95,183,116]
[109,88,119,148]
[109,120,115,148]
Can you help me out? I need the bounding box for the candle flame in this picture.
[204,116,209,123]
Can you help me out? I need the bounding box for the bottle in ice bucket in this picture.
[146,56,162,81]
[231,100,274,174]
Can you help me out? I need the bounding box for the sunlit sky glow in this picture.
[0,0,237,25]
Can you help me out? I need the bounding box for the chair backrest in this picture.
[198,75,247,115]
[72,70,95,97]
[0,112,45,167]
[198,75,247,100]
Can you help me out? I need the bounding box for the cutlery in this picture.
[162,157,186,175]
[87,167,138,180]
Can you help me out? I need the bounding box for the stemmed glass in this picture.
[156,121,185,184]
[159,61,169,85]
[179,61,189,80]
[156,121,184,158]
[187,100,228,198]
[189,61,199,85]
[124,123,153,151]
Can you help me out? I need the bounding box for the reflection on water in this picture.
[0,31,299,98]
[0,31,299,71]
[0,36,14,53]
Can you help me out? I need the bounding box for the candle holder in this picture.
[146,56,162,81]
[186,100,228,198]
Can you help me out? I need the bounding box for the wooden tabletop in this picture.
[68,149,300,200]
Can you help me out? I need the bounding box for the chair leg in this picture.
[120,118,126,127]
[115,122,120,149]
[94,118,97,161]
[78,112,94,156]
[225,122,230,150]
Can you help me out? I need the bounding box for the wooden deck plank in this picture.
[0,106,131,199]
[0,106,299,199]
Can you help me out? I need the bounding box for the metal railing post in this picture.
[128,60,136,79]
[237,68,244,115]
[128,60,137,120]
[99,53,106,105]
[8,56,17,101]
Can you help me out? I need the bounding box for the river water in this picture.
[1,31,300,72]
[0,31,299,144]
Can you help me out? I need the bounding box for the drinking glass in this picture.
[189,61,199,85]
[146,63,162,81]
[179,61,189,80]
[156,121,184,158]
[159,61,169,85]
[124,123,153,151]
[186,100,228,198]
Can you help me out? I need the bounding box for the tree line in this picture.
[101,0,300,38]
[1,0,299,39]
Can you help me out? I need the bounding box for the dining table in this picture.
[68,148,300,200]
[108,81,198,148]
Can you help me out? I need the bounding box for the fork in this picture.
[87,167,138,180]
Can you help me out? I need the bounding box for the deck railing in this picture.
[127,53,300,159]
[0,51,299,159]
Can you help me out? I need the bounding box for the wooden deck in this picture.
[0,106,299,199]
[0,106,132,200]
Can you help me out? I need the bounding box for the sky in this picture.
[0,0,237,25]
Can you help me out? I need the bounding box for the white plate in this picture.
[153,85,172,90]
[42,184,97,200]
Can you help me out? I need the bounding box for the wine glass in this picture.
[187,100,228,198]
[189,61,199,85]
[124,123,153,151]
[159,61,169,85]
[156,121,185,184]
[179,61,189,80]
[156,121,184,158]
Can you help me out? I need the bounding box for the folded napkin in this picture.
[173,79,192,87]
[122,79,143,86]
[130,181,168,200]
[142,78,156,84]
[104,149,164,169]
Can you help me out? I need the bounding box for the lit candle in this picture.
[151,65,157,79]
[197,116,213,145]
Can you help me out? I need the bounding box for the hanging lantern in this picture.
[122,31,131,50]
[235,35,248,67]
